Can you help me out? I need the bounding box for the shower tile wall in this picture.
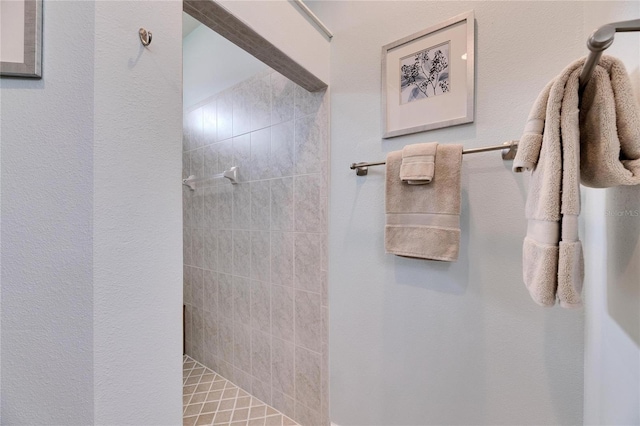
[183,69,329,426]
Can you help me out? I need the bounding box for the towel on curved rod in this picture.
[513,55,640,308]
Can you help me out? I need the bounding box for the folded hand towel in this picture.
[385,144,463,261]
[400,142,438,184]
[580,57,640,187]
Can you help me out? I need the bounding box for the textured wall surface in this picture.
[582,3,640,425]
[309,1,587,425]
[0,2,95,423]
[1,1,183,424]
[182,68,329,425]
[93,1,183,424]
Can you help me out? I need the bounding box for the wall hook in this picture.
[139,28,152,47]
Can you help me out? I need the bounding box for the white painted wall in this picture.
[183,17,269,110]
[183,12,200,38]
[0,2,95,423]
[310,1,590,424]
[582,4,640,425]
[93,1,183,424]
[218,0,330,86]
[1,1,183,424]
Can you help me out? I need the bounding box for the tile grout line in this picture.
[230,379,240,423]
[182,107,321,155]
[183,362,196,415]
[292,87,299,422]
[194,366,212,421]
[269,172,274,411]
[185,363,201,415]
[184,355,298,426]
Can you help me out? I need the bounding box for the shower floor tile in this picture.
[183,355,299,426]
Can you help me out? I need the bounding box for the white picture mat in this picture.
[385,20,468,135]
[0,0,26,64]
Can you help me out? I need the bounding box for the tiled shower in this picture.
[182,68,329,425]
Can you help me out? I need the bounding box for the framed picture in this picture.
[382,11,474,138]
[1,0,43,78]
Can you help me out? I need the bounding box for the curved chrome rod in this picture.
[579,19,640,90]
[183,167,238,190]
[350,141,518,176]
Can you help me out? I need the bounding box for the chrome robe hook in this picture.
[139,28,152,47]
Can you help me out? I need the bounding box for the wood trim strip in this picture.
[183,0,328,92]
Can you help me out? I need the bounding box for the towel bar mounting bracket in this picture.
[501,140,518,160]
[355,165,369,176]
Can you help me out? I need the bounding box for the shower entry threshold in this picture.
[183,355,299,426]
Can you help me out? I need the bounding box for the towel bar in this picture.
[350,140,518,176]
[182,166,238,190]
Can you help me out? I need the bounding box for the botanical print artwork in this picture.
[400,41,450,104]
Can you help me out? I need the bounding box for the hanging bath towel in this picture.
[385,143,463,262]
[513,55,640,308]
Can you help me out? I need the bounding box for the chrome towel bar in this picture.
[350,141,518,176]
[183,166,238,190]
